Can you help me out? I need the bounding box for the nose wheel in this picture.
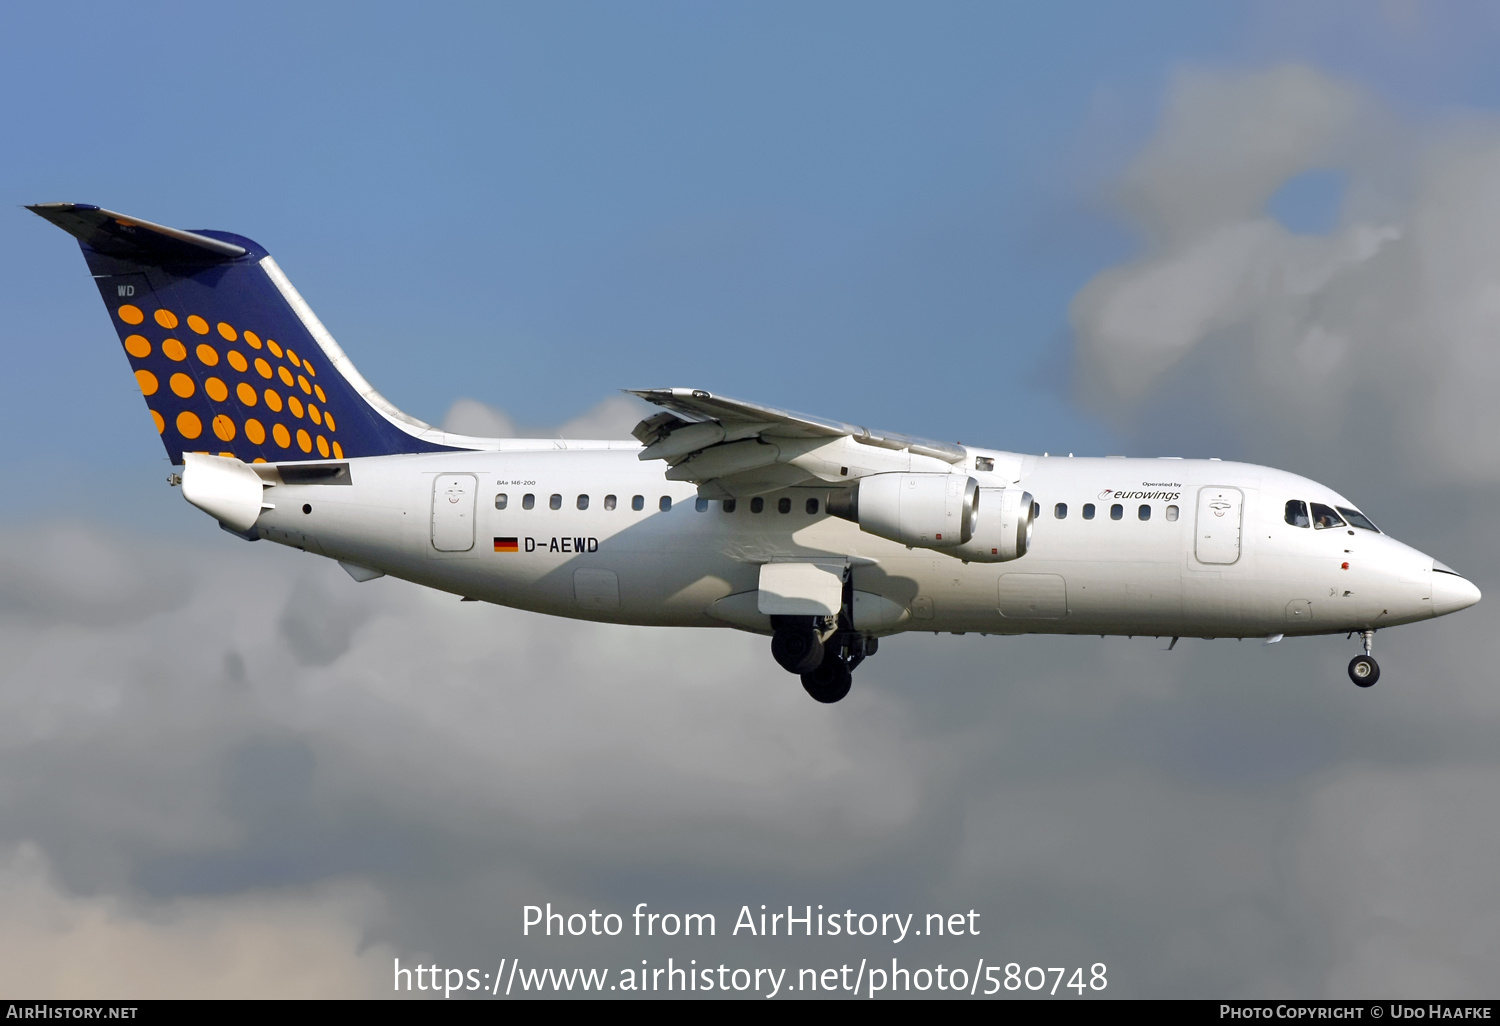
[1348,630,1380,687]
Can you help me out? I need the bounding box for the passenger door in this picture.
[1194,486,1243,565]
[432,474,477,552]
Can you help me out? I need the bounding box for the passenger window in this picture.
[1285,499,1310,528]
[1110,504,1123,520]
[1165,504,1179,522]
[778,497,791,514]
[751,497,764,513]
[604,494,617,511]
[631,495,644,511]
[1310,502,1345,530]
[724,499,737,513]
[695,498,709,512]
[495,493,508,510]
[1032,501,1041,519]
[1054,503,1067,519]
[522,493,535,510]
[1336,506,1381,533]
[548,494,561,510]
[1139,505,1150,521]
[1083,503,1096,520]
[577,494,589,510]
[659,496,672,512]
[806,498,819,514]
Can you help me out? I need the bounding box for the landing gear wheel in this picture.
[1348,655,1380,687]
[801,656,853,704]
[771,628,824,674]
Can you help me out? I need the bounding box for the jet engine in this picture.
[828,475,1032,562]
[827,473,977,548]
[951,487,1033,562]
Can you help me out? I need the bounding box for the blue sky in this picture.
[4,3,1251,496]
[7,2,1494,499]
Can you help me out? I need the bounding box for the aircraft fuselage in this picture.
[252,446,1454,640]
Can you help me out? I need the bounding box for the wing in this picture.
[627,388,969,499]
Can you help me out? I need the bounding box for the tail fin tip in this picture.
[29,202,247,264]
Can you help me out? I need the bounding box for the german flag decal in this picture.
[494,537,519,553]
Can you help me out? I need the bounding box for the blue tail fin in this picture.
[29,203,464,464]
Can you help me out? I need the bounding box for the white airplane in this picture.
[30,203,1481,703]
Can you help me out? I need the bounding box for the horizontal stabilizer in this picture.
[26,203,246,264]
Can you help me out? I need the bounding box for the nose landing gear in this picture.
[1348,629,1380,687]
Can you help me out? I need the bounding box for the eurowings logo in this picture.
[1099,487,1181,501]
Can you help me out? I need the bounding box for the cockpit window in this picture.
[1310,502,1345,530]
[1285,499,1309,527]
[1336,506,1380,533]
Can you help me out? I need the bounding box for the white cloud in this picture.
[1117,66,1373,249]
[441,394,652,440]
[1072,66,1500,484]
[0,842,392,998]
[1296,766,1500,997]
[0,501,1496,995]
[0,521,932,992]
[440,398,517,439]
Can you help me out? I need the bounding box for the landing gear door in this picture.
[757,561,844,617]
[432,474,477,552]
[1194,486,1243,565]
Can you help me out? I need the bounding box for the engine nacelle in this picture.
[952,487,1033,562]
[828,473,977,548]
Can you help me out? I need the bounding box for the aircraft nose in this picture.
[1432,561,1482,617]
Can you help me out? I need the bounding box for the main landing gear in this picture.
[770,621,824,675]
[1348,629,1380,688]
[770,616,877,704]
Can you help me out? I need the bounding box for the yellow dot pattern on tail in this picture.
[112,305,340,464]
